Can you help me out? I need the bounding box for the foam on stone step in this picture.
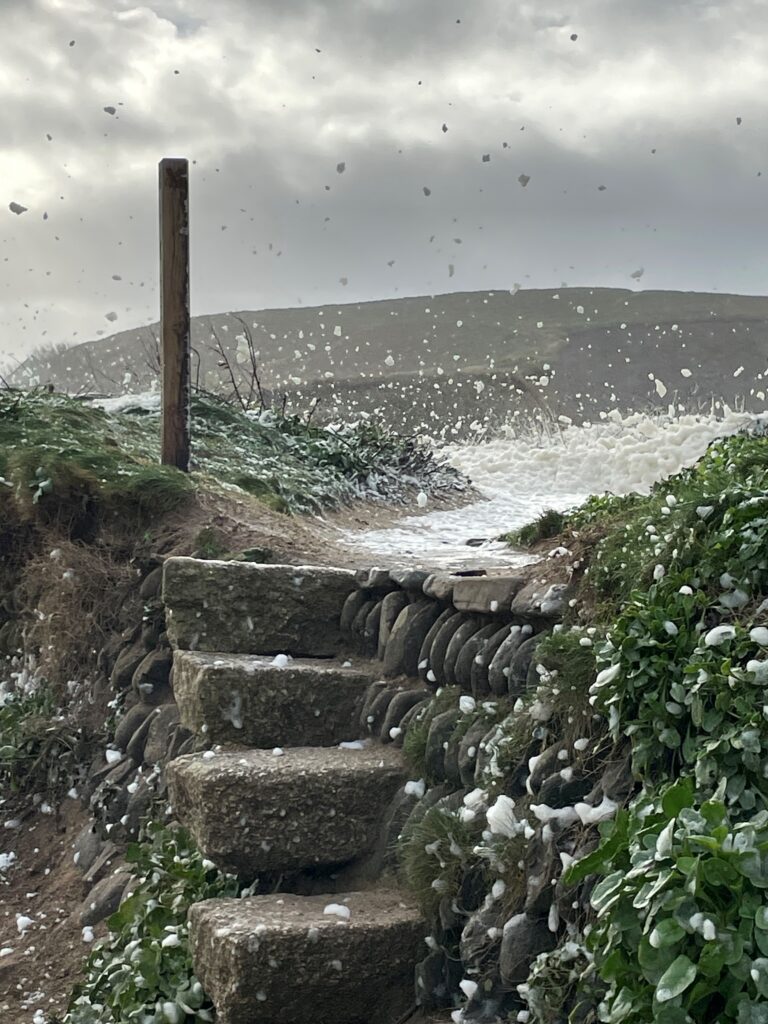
[162,557,357,656]
[189,889,425,1024]
[166,746,407,878]
[172,651,376,748]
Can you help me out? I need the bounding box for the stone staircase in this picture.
[162,557,426,1024]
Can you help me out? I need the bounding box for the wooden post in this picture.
[159,157,191,471]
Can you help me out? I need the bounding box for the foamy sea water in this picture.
[339,408,763,569]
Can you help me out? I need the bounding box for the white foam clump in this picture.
[459,695,476,714]
[323,903,351,920]
[487,795,521,837]
[575,795,618,825]
[92,392,161,415]
[271,654,292,669]
[82,926,95,943]
[704,625,736,647]
[405,779,426,799]
[0,852,16,873]
[105,748,123,765]
[339,740,366,750]
[750,627,768,646]
[530,804,579,826]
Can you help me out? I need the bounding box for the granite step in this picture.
[162,557,357,656]
[166,745,407,879]
[188,889,425,1024]
[172,650,377,748]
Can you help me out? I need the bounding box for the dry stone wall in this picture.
[337,565,627,1023]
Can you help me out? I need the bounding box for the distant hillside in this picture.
[7,287,768,437]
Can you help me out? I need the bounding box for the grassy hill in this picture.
[7,287,767,436]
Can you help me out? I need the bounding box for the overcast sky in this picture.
[1,0,766,367]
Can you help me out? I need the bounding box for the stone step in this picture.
[172,651,376,748]
[163,557,357,656]
[188,889,425,1024]
[166,746,407,878]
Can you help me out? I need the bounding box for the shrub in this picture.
[65,822,252,1024]
[568,783,768,1024]
[0,685,85,802]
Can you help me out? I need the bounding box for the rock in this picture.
[443,721,465,789]
[142,704,182,766]
[511,581,571,625]
[110,639,146,691]
[488,626,528,695]
[499,913,556,985]
[123,775,156,839]
[82,841,120,887]
[380,688,431,744]
[453,575,526,614]
[389,568,430,591]
[461,906,503,971]
[415,949,451,1009]
[173,651,373,748]
[140,615,164,651]
[80,867,130,926]
[167,746,407,878]
[523,836,557,917]
[139,565,164,600]
[131,649,173,704]
[470,624,512,697]
[89,758,137,826]
[417,607,457,684]
[453,623,501,690]
[422,573,458,603]
[538,771,592,809]
[383,601,442,678]
[378,786,421,868]
[351,599,378,652]
[427,613,467,687]
[365,686,399,736]
[72,822,103,874]
[98,631,131,679]
[458,719,491,788]
[424,709,461,785]
[508,634,544,696]
[360,681,388,733]
[166,723,193,763]
[377,591,409,660]
[189,890,426,1024]
[528,743,566,796]
[125,710,156,765]
[362,600,384,653]
[395,697,431,748]
[163,558,357,657]
[591,743,633,805]
[438,893,461,931]
[355,567,398,593]
[113,703,154,752]
[443,617,483,687]
[341,589,372,635]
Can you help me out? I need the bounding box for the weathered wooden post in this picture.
[159,157,191,471]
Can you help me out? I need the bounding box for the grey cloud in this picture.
[1,0,766,366]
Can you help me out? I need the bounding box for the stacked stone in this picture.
[341,567,570,754]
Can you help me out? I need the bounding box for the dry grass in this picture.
[19,537,139,695]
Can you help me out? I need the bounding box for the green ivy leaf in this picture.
[655,954,698,1002]
[648,918,686,948]
[662,780,695,817]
